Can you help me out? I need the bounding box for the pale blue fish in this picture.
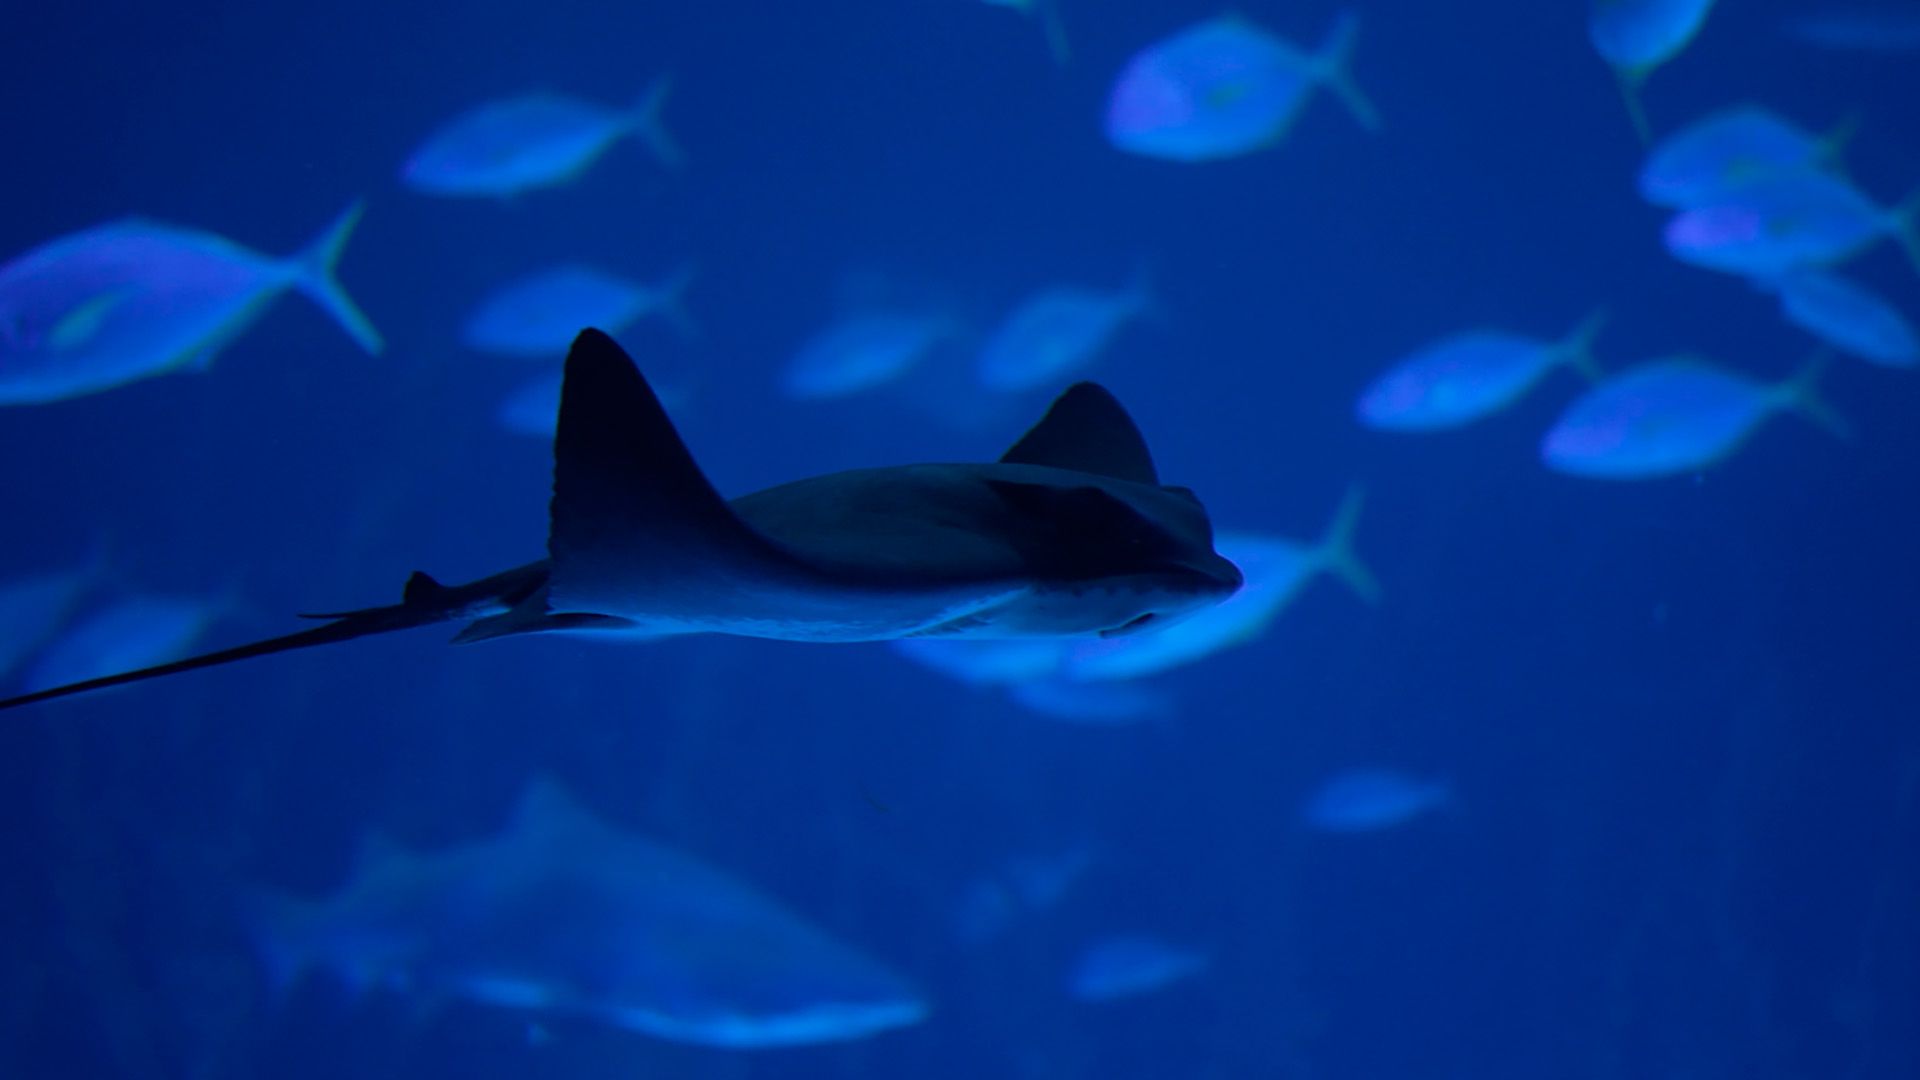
[1664,172,1920,278]
[22,591,231,695]
[977,269,1154,393]
[249,778,928,1048]
[1062,491,1379,683]
[0,555,104,684]
[783,311,954,400]
[0,205,382,406]
[1302,767,1451,832]
[1638,105,1846,209]
[1588,0,1718,141]
[1067,936,1208,1003]
[1105,11,1379,163]
[978,0,1070,65]
[1783,8,1920,52]
[1766,268,1918,367]
[1541,355,1845,479]
[463,263,696,359]
[1357,311,1606,431]
[403,77,682,198]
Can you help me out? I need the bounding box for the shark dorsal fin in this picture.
[999,382,1159,485]
[547,329,761,601]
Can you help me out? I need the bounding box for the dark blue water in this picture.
[3,1,1916,1076]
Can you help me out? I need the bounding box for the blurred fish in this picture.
[248,778,927,1048]
[979,0,1070,65]
[783,311,954,400]
[977,269,1154,393]
[1063,491,1379,682]
[463,263,696,358]
[1782,8,1920,52]
[1357,311,1606,431]
[1541,355,1846,479]
[1067,936,1208,1003]
[1765,267,1918,367]
[1664,172,1920,277]
[1588,0,1718,141]
[0,554,105,684]
[403,78,682,198]
[0,205,382,405]
[1302,767,1451,832]
[1638,105,1849,209]
[1105,11,1379,163]
[22,591,232,695]
[0,332,1243,712]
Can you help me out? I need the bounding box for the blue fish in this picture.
[463,263,696,358]
[1302,767,1451,832]
[977,269,1154,393]
[22,591,232,695]
[1638,104,1846,209]
[1664,172,1920,278]
[249,778,928,1048]
[1357,311,1606,431]
[1767,268,1918,368]
[1541,356,1845,479]
[1105,11,1379,163]
[403,78,682,198]
[1067,936,1209,1003]
[783,311,955,400]
[0,205,381,405]
[1588,0,1718,140]
[1063,490,1379,682]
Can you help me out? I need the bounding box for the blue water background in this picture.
[2,1,1916,1076]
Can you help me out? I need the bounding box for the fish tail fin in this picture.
[629,74,687,170]
[1775,350,1852,442]
[1557,306,1609,381]
[1036,0,1071,66]
[291,201,385,356]
[651,263,701,340]
[1818,111,1863,174]
[1315,485,1382,606]
[1614,68,1653,147]
[1313,10,1382,133]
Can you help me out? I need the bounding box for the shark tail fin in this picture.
[628,74,686,170]
[1313,10,1381,133]
[1773,350,1852,442]
[1556,307,1609,381]
[1315,486,1382,606]
[290,201,385,356]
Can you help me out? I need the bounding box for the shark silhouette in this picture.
[0,329,1241,712]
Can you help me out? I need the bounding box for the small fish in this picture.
[463,263,696,358]
[1302,767,1451,832]
[0,205,381,406]
[1588,0,1719,141]
[1067,936,1208,1003]
[1766,267,1918,367]
[22,592,231,695]
[1063,489,1379,683]
[1357,311,1606,431]
[1541,355,1846,479]
[783,311,955,400]
[977,269,1154,393]
[1664,172,1920,278]
[1782,8,1920,52]
[403,77,682,198]
[249,777,928,1048]
[1105,11,1379,163]
[1638,104,1848,209]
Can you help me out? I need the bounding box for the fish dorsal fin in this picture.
[999,382,1159,485]
[509,776,607,841]
[547,329,762,600]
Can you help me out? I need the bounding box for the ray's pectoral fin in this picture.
[483,328,790,634]
[999,381,1159,485]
